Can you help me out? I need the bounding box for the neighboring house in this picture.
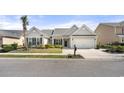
[95,21,124,45]
[0,30,24,46]
[26,25,96,48]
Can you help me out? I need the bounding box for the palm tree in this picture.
[20,15,29,50]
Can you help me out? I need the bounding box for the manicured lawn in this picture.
[13,48,62,53]
[0,54,84,59]
[0,55,66,58]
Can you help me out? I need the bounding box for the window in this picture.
[122,38,124,43]
[37,38,40,45]
[54,39,62,45]
[26,38,28,44]
[122,27,124,34]
[28,38,32,47]
[32,38,36,45]
[40,38,42,44]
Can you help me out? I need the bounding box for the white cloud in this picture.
[38,20,98,31]
[0,21,22,30]
[0,15,31,30]
[0,15,124,31]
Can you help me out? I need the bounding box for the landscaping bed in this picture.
[67,54,84,59]
[0,44,63,53]
[96,44,124,53]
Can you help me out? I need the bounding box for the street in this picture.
[0,58,124,77]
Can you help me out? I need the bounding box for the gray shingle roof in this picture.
[53,28,70,36]
[52,25,79,36]
[41,29,54,35]
[0,30,22,38]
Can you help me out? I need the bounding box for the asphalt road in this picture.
[0,58,124,77]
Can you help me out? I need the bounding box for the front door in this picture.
[64,40,68,47]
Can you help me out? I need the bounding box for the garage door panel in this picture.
[72,38,95,48]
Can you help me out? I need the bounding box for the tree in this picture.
[20,15,29,50]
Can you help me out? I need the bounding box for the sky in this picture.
[0,15,124,31]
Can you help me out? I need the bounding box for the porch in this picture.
[52,37,71,48]
[26,37,43,47]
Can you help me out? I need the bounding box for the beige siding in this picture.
[2,37,23,46]
[18,36,24,45]
[116,27,123,34]
[96,25,119,45]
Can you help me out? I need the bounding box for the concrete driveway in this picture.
[63,49,124,59]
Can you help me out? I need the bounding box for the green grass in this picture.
[0,55,66,58]
[0,54,84,59]
[14,48,62,53]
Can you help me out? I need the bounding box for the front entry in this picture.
[64,40,68,47]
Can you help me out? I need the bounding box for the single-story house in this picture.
[0,24,96,49]
[95,21,124,45]
[0,30,24,47]
[26,25,96,48]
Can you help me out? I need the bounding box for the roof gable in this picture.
[64,25,78,36]
[72,25,95,36]
[27,27,46,36]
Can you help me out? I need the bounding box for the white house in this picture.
[26,25,96,48]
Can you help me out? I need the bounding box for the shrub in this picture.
[45,44,50,48]
[11,43,18,50]
[45,44,54,48]
[96,44,100,49]
[67,54,72,58]
[49,45,55,48]
[54,45,63,48]
[114,46,124,52]
[2,45,14,52]
[2,43,18,52]
[105,45,124,53]
[67,54,83,58]
[40,45,45,49]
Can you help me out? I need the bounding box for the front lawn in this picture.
[0,54,84,59]
[0,55,66,58]
[13,48,62,53]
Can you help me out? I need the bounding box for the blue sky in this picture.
[0,15,124,30]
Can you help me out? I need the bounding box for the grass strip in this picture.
[0,54,84,59]
[0,55,66,58]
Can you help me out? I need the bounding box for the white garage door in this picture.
[72,38,95,49]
